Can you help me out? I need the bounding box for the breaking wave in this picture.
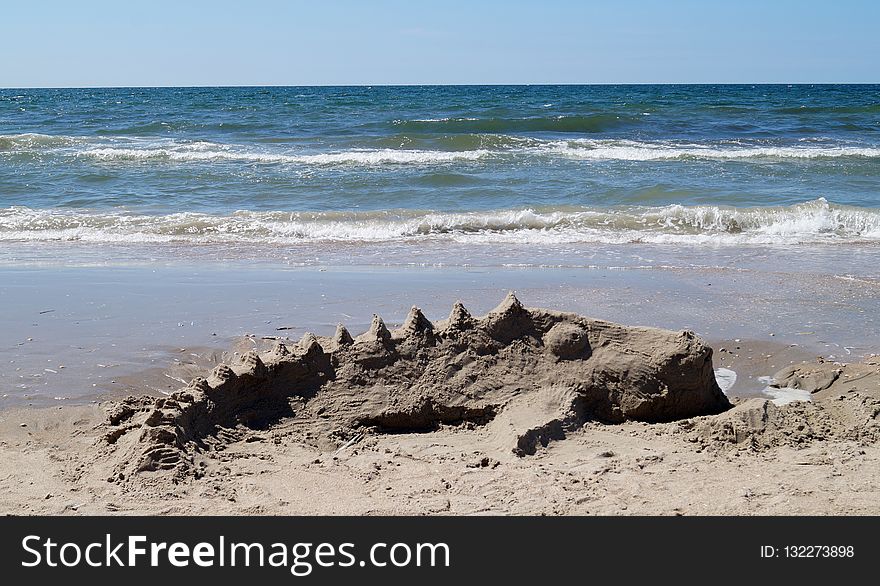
[0,133,86,150]
[79,145,491,165]
[2,133,879,166]
[2,199,878,246]
[533,139,880,161]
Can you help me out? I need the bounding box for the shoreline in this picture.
[3,261,879,408]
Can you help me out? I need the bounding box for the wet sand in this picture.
[3,262,879,408]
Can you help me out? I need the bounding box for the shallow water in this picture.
[2,262,878,407]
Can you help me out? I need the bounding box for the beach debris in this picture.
[332,433,365,457]
[100,294,730,480]
[713,368,737,394]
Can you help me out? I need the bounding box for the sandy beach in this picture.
[1,281,878,516]
[1,350,878,516]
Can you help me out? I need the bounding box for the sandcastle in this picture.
[101,293,731,479]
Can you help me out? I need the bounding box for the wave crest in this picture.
[2,133,879,164]
[538,139,880,161]
[2,199,878,246]
[79,145,490,166]
[0,133,85,150]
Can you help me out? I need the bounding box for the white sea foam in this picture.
[401,117,480,123]
[79,145,491,166]
[2,134,491,166]
[2,199,879,246]
[714,368,738,394]
[0,133,87,150]
[761,387,813,406]
[755,375,812,406]
[3,133,880,165]
[534,139,880,161]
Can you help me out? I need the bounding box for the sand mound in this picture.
[99,294,730,480]
[769,359,880,399]
[681,393,880,451]
[771,364,842,394]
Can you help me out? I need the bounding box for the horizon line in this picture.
[2,82,879,90]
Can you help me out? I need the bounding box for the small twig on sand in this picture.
[333,433,365,457]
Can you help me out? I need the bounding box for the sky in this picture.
[2,0,878,87]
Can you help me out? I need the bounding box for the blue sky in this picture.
[2,0,878,86]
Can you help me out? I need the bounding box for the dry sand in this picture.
[1,297,878,516]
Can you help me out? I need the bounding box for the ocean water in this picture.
[1,85,880,262]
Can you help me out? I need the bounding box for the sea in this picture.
[1,84,879,268]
